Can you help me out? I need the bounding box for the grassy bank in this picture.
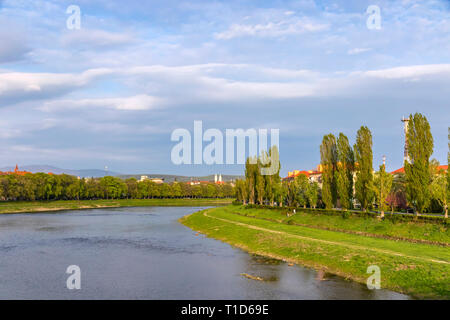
[180,205,450,299]
[0,198,233,214]
[233,206,450,245]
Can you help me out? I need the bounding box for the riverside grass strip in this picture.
[0,198,233,214]
[233,205,450,244]
[180,206,450,299]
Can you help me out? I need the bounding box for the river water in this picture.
[0,206,409,299]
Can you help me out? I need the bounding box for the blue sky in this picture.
[0,0,449,175]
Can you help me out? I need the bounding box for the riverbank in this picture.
[0,198,233,214]
[180,205,450,299]
[232,205,450,245]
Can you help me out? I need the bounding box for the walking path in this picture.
[203,210,450,265]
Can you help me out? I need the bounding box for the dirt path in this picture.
[203,211,450,265]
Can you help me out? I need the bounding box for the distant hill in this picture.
[0,165,243,181]
[0,165,120,178]
[117,174,243,183]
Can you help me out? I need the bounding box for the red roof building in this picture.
[391,165,448,175]
[0,165,31,176]
[0,165,54,176]
[283,165,323,183]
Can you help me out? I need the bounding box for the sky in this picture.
[0,0,449,176]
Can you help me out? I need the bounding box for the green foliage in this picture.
[235,118,446,219]
[294,174,309,207]
[305,181,319,209]
[245,156,258,204]
[405,113,434,214]
[283,179,296,207]
[354,126,374,211]
[320,133,338,209]
[374,164,393,216]
[241,146,281,206]
[341,210,351,219]
[0,173,234,201]
[431,167,448,217]
[336,133,355,210]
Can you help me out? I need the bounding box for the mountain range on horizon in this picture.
[0,165,120,178]
[0,165,243,182]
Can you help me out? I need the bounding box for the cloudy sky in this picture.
[0,0,449,176]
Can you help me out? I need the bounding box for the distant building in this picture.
[140,176,165,184]
[391,165,448,175]
[0,165,32,176]
[283,164,323,185]
[189,180,210,185]
[214,173,225,184]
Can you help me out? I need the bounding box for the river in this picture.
[0,206,409,299]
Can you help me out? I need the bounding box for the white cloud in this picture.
[0,68,112,106]
[361,64,450,79]
[347,48,372,55]
[6,63,449,112]
[214,18,329,39]
[40,94,163,111]
[61,29,135,49]
[121,63,450,101]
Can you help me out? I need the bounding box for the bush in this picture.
[287,219,295,225]
[388,213,401,224]
[342,211,351,219]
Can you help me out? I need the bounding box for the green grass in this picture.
[233,206,450,244]
[180,205,450,299]
[0,198,233,214]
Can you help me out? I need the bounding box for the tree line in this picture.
[320,113,448,217]
[235,113,449,217]
[0,174,235,201]
[235,146,321,209]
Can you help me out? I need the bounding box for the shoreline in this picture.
[0,198,233,215]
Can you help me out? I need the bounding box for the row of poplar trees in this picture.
[235,146,284,206]
[321,112,448,217]
[320,126,376,212]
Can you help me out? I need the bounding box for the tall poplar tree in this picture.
[354,126,374,212]
[320,134,337,209]
[256,161,265,205]
[295,174,309,208]
[374,164,393,218]
[336,133,355,210]
[431,167,448,218]
[245,156,258,204]
[263,146,281,206]
[404,113,434,215]
[305,181,319,208]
